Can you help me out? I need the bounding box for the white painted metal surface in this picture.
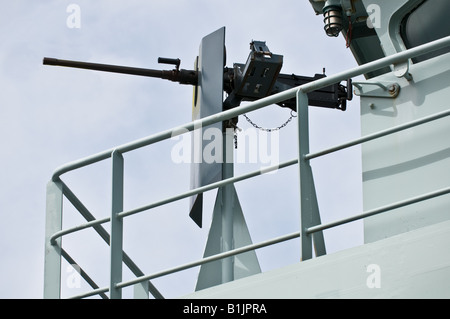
[183,219,450,299]
[360,1,450,243]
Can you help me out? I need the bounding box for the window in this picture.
[401,0,450,63]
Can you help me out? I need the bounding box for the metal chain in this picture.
[242,110,297,132]
[230,111,297,149]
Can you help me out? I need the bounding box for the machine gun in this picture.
[43,40,352,114]
[222,41,352,111]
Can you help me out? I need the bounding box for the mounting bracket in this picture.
[353,81,400,98]
[393,61,413,81]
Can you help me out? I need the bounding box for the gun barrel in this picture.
[43,57,197,85]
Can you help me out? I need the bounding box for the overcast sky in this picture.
[0,0,363,298]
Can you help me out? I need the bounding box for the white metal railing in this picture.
[44,35,450,299]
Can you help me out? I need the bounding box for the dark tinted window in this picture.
[402,0,450,63]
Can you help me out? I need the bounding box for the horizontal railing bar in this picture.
[305,108,450,160]
[50,217,110,245]
[51,36,450,182]
[50,158,298,243]
[306,186,450,234]
[115,231,301,290]
[118,158,298,219]
[298,35,450,94]
[69,287,110,300]
[68,230,301,299]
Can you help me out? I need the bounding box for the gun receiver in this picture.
[222,41,351,111]
[43,41,351,112]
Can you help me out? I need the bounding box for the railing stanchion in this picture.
[110,150,124,299]
[297,90,327,260]
[297,90,313,261]
[44,180,64,298]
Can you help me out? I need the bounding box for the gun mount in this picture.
[43,40,352,113]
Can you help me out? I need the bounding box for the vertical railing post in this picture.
[110,150,124,299]
[297,90,313,261]
[44,180,64,298]
[297,90,327,261]
[221,127,235,283]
